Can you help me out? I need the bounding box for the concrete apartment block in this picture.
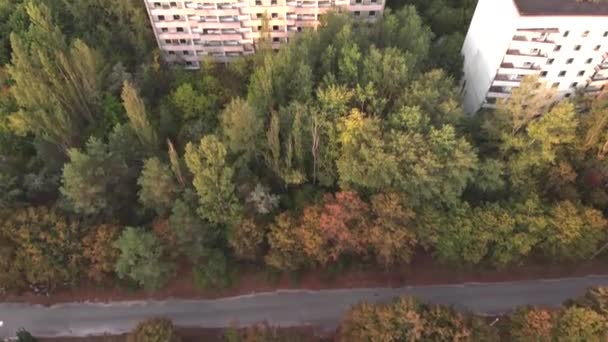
[461,0,608,113]
[144,0,385,68]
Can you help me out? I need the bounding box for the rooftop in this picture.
[513,0,608,16]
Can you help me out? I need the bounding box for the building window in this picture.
[273,37,280,42]
[582,30,590,38]
[272,13,278,18]
[256,0,262,4]
[563,30,570,37]
[540,71,548,77]
[173,15,180,20]
[369,11,376,16]
[179,39,187,44]
[578,70,585,76]
[566,58,574,64]
[177,27,184,32]
[547,58,555,65]
[565,93,571,98]
[558,71,566,77]
[165,39,171,44]
[168,51,175,55]
[170,1,177,7]
[158,15,165,21]
[554,45,562,51]
[354,11,360,16]
[574,45,581,51]
[256,13,263,18]
[356,0,362,3]
[161,27,168,32]
[186,61,193,66]
[552,82,560,88]
[272,0,277,3]
[183,50,190,55]
[604,31,608,37]
[594,45,602,51]
[273,25,279,31]
[257,25,262,31]
[371,0,377,2]
[297,27,302,32]
[154,2,161,8]
[586,58,594,64]
[570,82,578,88]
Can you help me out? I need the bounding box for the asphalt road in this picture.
[1,275,608,338]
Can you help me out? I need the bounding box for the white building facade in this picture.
[461,0,608,113]
[144,0,384,67]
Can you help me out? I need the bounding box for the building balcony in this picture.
[487,86,511,98]
[585,85,605,94]
[493,74,523,86]
[589,74,608,86]
[499,62,542,75]
[596,63,608,71]
[506,49,547,58]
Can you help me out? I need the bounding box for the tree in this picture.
[16,328,37,342]
[137,157,178,215]
[7,3,104,149]
[128,318,181,342]
[541,201,607,261]
[1,207,84,292]
[246,183,280,215]
[553,307,607,342]
[568,287,608,316]
[373,6,433,69]
[61,137,130,216]
[339,297,425,341]
[508,307,554,342]
[337,109,397,191]
[220,98,263,164]
[184,135,242,225]
[121,80,158,151]
[396,69,463,127]
[193,249,231,290]
[265,210,317,271]
[114,227,174,290]
[82,224,121,282]
[171,82,217,121]
[366,193,417,268]
[318,191,370,263]
[230,218,266,261]
[168,197,209,261]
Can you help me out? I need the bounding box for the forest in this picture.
[0,0,607,298]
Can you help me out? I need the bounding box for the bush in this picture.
[128,318,181,342]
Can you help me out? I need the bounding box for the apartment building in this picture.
[461,0,608,113]
[144,0,384,67]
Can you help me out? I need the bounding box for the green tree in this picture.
[396,69,464,127]
[114,227,175,290]
[220,98,263,165]
[137,157,178,216]
[121,80,158,152]
[184,135,242,225]
[168,197,209,261]
[61,137,130,215]
[193,249,231,290]
[8,3,104,148]
[128,318,181,342]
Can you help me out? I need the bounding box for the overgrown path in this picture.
[2,275,608,338]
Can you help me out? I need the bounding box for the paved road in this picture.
[1,275,608,338]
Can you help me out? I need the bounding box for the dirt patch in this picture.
[3,254,608,305]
